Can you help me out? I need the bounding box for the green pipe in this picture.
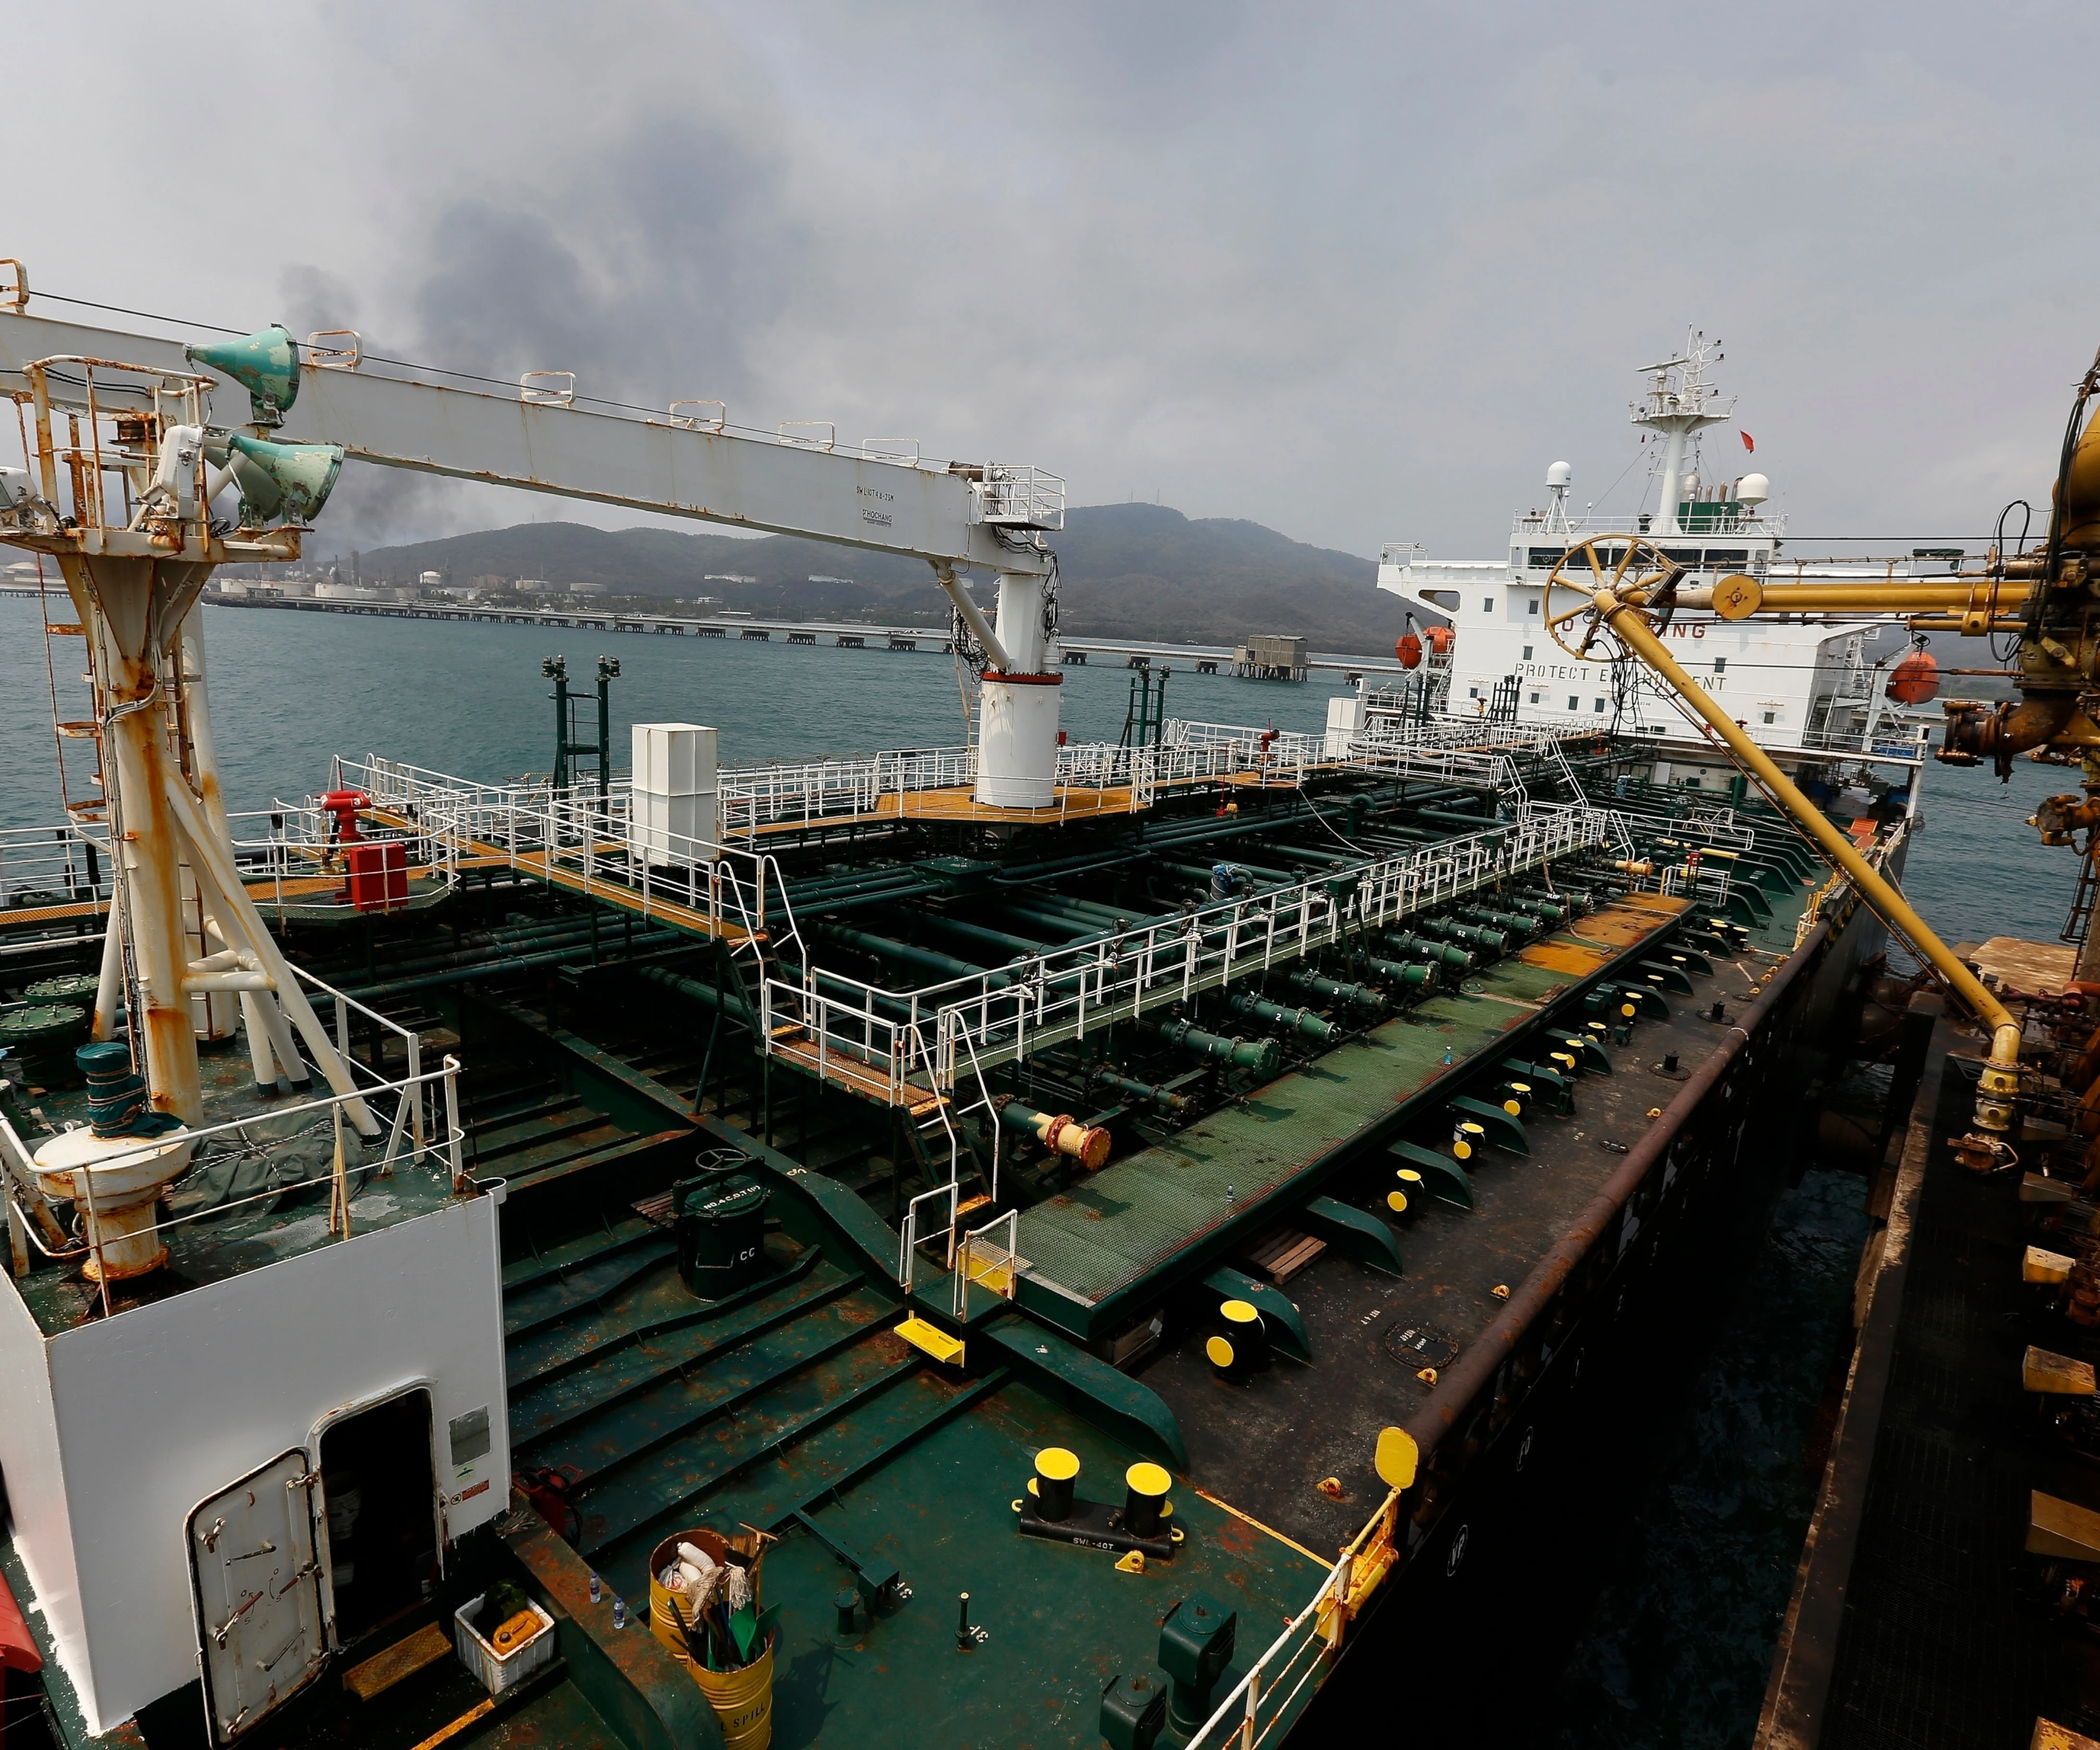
[1090,1069,1190,1115]
[640,962,756,1023]
[1512,887,1582,917]
[787,865,930,897]
[1456,904,1540,937]
[1145,1015,1281,1077]
[785,874,933,909]
[1154,856,1300,890]
[992,903,1108,943]
[1420,916,1507,954]
[1254,842,1375,869]
[1411,807,1505,834]
[1357,954,1436,991]
[912,912,1057,960]
[1226,990,1337,1044]
[327,915,666,981]
[1281,967,1385,1012]
[1379,929,1471,970]
[1021,892,1157,929]
[818,923,1011,988]
[341,935,668,1004]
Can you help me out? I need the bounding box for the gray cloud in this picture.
[8,0,2098,564]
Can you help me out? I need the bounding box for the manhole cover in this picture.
[1383,1322,1460,1370]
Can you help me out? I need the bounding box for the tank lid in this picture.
[685,1174,767,1220]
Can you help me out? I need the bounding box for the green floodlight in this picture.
[186,324,300,427]
[224,432,344,527]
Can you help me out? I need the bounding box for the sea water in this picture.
[1550,750,2083,1748]
[1,594,2081,1742]
[0,596,1350,826]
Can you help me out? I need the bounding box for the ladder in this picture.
[35,555,106,829]
[2064,845,2099,952]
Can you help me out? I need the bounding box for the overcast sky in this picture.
[10,0,2097,560]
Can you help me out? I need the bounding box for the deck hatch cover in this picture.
[187,1447,331,1743]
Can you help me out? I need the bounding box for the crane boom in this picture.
[0,272,1076,1134]
[0,307,1056,576]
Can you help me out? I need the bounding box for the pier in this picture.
[76,587,1408,678]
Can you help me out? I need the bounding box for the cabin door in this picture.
[186,1448,331,1743]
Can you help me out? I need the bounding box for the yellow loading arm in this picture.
[1583,588,2021,1132]
[1541,350,2100,1138]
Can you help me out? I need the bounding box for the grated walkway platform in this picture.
[1013,894,1688,1330]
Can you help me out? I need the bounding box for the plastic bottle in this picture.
[589,1573,602,1605]
[612,1597,627,1630]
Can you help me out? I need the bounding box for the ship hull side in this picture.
[1290,877,1886,1741]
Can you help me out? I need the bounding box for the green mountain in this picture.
[330,503,1407,655]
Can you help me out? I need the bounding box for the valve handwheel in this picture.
[1542,536,1688,662]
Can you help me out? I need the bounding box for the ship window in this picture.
[1714,658,1727,673]
[1530,691,1541,704]
[1763,711,1776,724]
[1567,695,1579,710]
[1594,698,1606,712]
[1482,596,1495,613]
[1658,546,1702,564]
[1527,598,1540,616]
[1522,645,1533,661]
[1706,549,1750,565]
[1469,687,1480,699]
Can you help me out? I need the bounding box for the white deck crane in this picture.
[0,277,1066,1150]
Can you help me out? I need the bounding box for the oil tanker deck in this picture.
[0,280,1925,1750]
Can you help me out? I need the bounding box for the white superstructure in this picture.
[1378,331,1939,769]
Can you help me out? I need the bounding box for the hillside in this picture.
[327,503,1409,653]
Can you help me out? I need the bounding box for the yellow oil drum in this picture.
[648,1528,776,1750]
[692,1640,776,1750]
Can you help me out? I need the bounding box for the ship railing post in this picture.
[408,1029,425,1151]
[443,1054,466,1194]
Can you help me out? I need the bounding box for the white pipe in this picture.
[178,851,308,1089]
[239,990,282,1088]
[251,990,306,1091]
[933,566,1011,672]
[93,880,125,1041]
[182,970,273,993]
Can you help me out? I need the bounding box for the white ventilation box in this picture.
[1324,694,1366,757]
[630,723,720,866]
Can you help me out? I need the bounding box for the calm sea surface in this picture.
[0,595,1348,827]
[0,593,2074,1743]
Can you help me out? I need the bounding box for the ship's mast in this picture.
[1630,330,1734,536]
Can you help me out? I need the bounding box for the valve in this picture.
[996,1099,1111,1171]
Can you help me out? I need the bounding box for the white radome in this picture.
[1737,472,1770,505]
[1546,460,1572,488]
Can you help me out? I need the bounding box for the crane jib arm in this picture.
[0,309,1051,575]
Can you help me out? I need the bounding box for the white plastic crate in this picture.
[453,1594,557,1694]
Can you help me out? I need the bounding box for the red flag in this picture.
[1740,431,1756,452]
